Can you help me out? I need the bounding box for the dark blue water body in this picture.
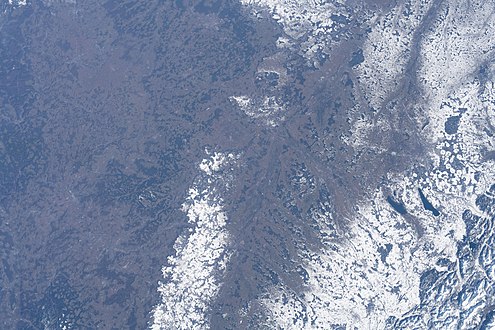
[378,243,393,263]
[418,188,440,216]
[331,14,350,24]
[349,48,364,67]
[386,196,407,214]
[445,115,461,135]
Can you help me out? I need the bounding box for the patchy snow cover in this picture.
[230,95,285,127]
[240,0,352,66]
[150,151,238,330]
[7,0,27,6]
[230,53,289,127]
[260,171,466,328]
[393,36,495,326]
[242,0,495,328]
[355,0,433,109]
[418,0,495,110]
[422,79,495,202]
[413,0,495,235]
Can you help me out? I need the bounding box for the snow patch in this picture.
[8,0,27,6]
[150,151,238,330]
[419,0,495,110]
[355,0,434,109]
[261,176,465,328]
[240,0,352,66]
[230,95,285,127]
